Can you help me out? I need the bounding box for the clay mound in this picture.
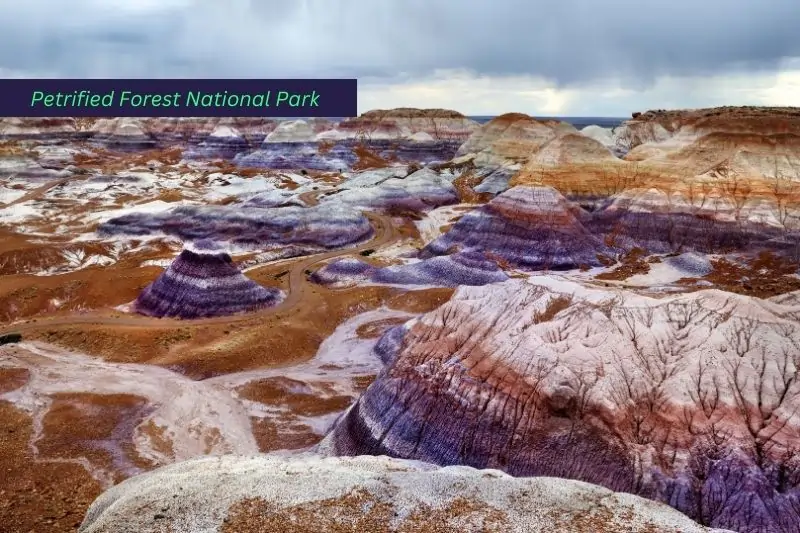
[312,251,509,288]
[133,248,283,319]
[90,118,155,148]
[183,124,250,159]
[456,113,577,167]
[594,187,792,253]
[324,277,800,533]
[421,185,607,270]
[78,454,728,533]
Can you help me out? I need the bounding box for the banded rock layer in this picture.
[312,251,509,288]
[134,249,283,318]
[323,168,459,213]
[78,454,729,533]
[324,277,800,533]
[421,185,607,270]
[99,203,374,252]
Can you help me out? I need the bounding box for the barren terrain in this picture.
[1,107,799,532]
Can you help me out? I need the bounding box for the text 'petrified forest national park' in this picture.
[0,79,357,117]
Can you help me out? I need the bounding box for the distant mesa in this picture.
[133,248,283,319]
[235,109,478,170]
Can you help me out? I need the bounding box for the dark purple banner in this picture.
[0,79,358,117]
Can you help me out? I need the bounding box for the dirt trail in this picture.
[6,176,74,206]
[0,210,399,335]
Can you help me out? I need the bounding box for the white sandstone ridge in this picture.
[456,113,617,170]
[612,107,800,179]
[78,454,731,533]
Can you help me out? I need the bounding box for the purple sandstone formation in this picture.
[98,204,374,251]
[321,278,800,533]
[421,185,608,270]
[311,252,509,288]
[134,248,283,319]
[322,168,459,213]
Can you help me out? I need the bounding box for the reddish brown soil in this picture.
[221,491,511,533]
[596,248,650,281]
[351,144,390,171]
[0,401,102,533]
[37,393,156,484]
[678,251,800,297]
[452,171,493,204]
[11,286,453,380]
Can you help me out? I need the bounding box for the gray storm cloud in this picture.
[0,0,798,86]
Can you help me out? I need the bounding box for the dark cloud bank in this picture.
[0,0,798,89]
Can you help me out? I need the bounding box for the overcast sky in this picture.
[1,0,799,116]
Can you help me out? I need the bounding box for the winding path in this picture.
[0,210,400,334]
[5,176,73,206]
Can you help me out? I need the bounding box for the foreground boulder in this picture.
[78,454,729,533]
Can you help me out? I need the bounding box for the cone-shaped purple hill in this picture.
[134,249,284,319]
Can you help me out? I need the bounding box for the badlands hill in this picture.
[133,247,284,319]
[1,106,799,533]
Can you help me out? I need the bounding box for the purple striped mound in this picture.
[421,185,608,270]
[133,249,284,319]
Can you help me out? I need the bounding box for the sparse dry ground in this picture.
[595,248,650,281]
[678,251,800,297]
[18,285,452,378]
[0,399,102,533]
[0,231,174,322]
[0,284,453,529]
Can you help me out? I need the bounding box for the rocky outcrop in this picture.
[78,454,729,533]
[98,203,374,252]
[324,277,800,533]
[312,251,509,288]
[133,248,283,318]
[421,185,607,270]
